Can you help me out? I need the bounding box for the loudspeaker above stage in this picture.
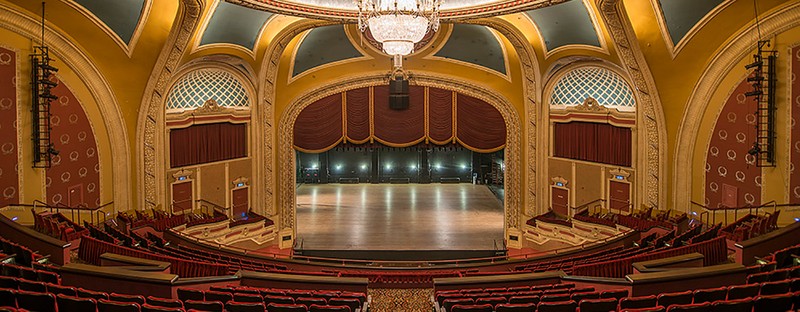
[389,77,409,110]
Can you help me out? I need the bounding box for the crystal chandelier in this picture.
[357,0,441,63]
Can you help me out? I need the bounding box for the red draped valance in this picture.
[293,86,506,153]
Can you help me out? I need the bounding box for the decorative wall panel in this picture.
[704,78,760,208]
[791,46,800,204]
[46,77,101,208]
[0,47,18,207]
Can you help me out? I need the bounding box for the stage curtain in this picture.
[428,87,453,144]
[372,85,425,146]
[169,122,247,168]
[553,121,631,167]
[346,87,370,143]
[293,93,343,152]
[456,94,506,152]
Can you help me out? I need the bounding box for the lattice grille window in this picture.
[550,66,635,111]
[167,69,249,111]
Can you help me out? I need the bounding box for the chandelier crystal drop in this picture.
[357,0,441,59]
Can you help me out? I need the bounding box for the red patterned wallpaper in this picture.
[0,47,19,207]
[705,78,761,208]
[791,46,800,204]
[46,77,100,208]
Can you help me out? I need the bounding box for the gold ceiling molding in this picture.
[522,0,610,59]
[137,0,204,211]
[257,18,333,225]
[0,2,132,210]
[275,73,523,245]
[674,1,800,212]
[190,0,277,59]
[596,0,667,210]
[61,0,153,58]
[470,17,543,220]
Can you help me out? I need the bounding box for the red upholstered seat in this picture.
[45,283,76,297]
[308,304,351,312]
[495,303,535,312]
[327,297,360,312]
[226,301,266,312]
[184,299,223,311]
[753,293,793,312]
[726,284,760,300]
[77,288,109,301]
[0,276,17,290]
[578,297,618,312]
[110,293,147,305]
[540,294,570,302]
[619,295,657,310]
[146,296,184,309]
[265,295,295,306]
[657,290,693,309]
[599,289,629,300]
[450,303,493,312]
[759,280,790,295]
[204,291,233,304]
[620,307,665,312]
[267,303,308,312]
[177,288,205,302]
[664,302,711,312]
[97,299,141,312]
[535,300,577,312]
[16,290,55,312]
[56,294,96,312]
[710,297,753,312]
[508,295,539,304]
[16,281,45,293]
[233,293,263,303]
[443,298,473,312]
[296,297,326,308]
[141,304,185,312]
[475,296,506,306]
[692,287,727,304]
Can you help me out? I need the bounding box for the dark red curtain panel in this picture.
[372,86,425,146]
[553,121,631,167]
[346,87,370,143]
[170,122,247,168]
[428,87,454,143]
[456,94,506,152]
[293,93,343,152]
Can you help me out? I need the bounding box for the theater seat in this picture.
[233,293,263,303]
[443,298,473,312]
[494,303,535,312]
[16,290,56,312]
[204,291,233,304]
[111,293,147,305]
[308,304,351,312]
[226,301,266,312]
[265,295,295,306]
[508,295,539,304]
[184,299,223,311]
[692,287,727,304]
[619,295,657,310]
[726,284,759,300]
[56,294,96,311]
[78,288,110,301]
[46,284,77,297]
[146,296,184,309]
[267,303,308,312]
[297,297,326,308]
[141,304,185,312]
[759,280,790,295]
[599,289,629,300]
[657,291,693,309]
[0,289,14,308]
[177,288,205,302]
[0,277,17,290]
[570,292,600,303]
[753,293,793,312]
[664,302,711,311]
[620,307,665,312]
[450,303,493,312]
[710,297,753,312]
[327,297,360,312]
[578,298,618,312]
[97,299,141,312]
[535,300,577,312]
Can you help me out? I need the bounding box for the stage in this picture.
[294,184,505,261]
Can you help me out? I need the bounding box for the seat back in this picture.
[56,294,97,312]
[16,290,56,312]
[234,293,263,303]
[308,304,352,312]
[297,297,326,308]
[17,280,46,293]
[599,289,629,300]
[327,297,360,312]
[0,276,17,290]
[265,295,295,305]
[226,301,266,312]
[578,298,618,312]
[177,288,205,302]
[727,284,759,300]
[657,290,693,309]
[184,299,224,312]
[141,304,185,312]
[710,297,753,312]
[443,298,473,312]
[540,294,570,303]
[78,288,109,301]
[204,291,234,304]
[759,280,790,295]
[267,302,309,312]
[753,293,793,312]
[620,307,665,312]
[494,303,535,312]
[508,295,538,304]
[46,284,77,297]
[97,299,141,312]
[664,302,711,311]
[110,293,147,305]
[146,296,184,308]
[0,289,15,308]
[692,287,727,304]
[450,303,493,312]
[535,300,577,312]
[619,295,657,309]
[571,292,600,303]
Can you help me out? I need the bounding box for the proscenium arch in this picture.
[276,74,523,246]
[0,2,132,210]
[673,2,800,212]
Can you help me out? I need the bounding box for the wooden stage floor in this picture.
[295,184,504,258]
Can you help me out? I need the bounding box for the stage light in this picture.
[744,90,762,97]
[748,143,760,156]
[434,163,442,170]
[335,164,342,171]
[460,163,467,170]
[39,79,57,87]
[310,162,318,169]
[744,60,762,69]
[40,64,59,72]
[360,164,367,171]
[409,164,417,170]
[11,217,17,222]
[795,218,800,222]
[47,144,59,156]
[385,164,392,170]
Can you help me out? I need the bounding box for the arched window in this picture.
[166,68,249,111]
[550,66,635,111]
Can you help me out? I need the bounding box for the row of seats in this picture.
[759,242,800,269]
[720,212,780,243]
[0,263,59,285]
[174,286,366,312]
[0,236,43,267]
[78,235,229,278]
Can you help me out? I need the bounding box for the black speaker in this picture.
[389,78,409,110]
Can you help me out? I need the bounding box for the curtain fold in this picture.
[346,87,371,143]
[553,121,631,167]
[170,122,247,168]
[428,87,454,144]
[456,94,506,152]
[373,85,426,146]
[293,93,343,152]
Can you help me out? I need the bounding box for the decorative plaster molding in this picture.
[596,0,667,210]
[674,2,800,212]
[62,0,153,58]
[609,168,631,180]
[0,2,132,211]
[137,0,204,211]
